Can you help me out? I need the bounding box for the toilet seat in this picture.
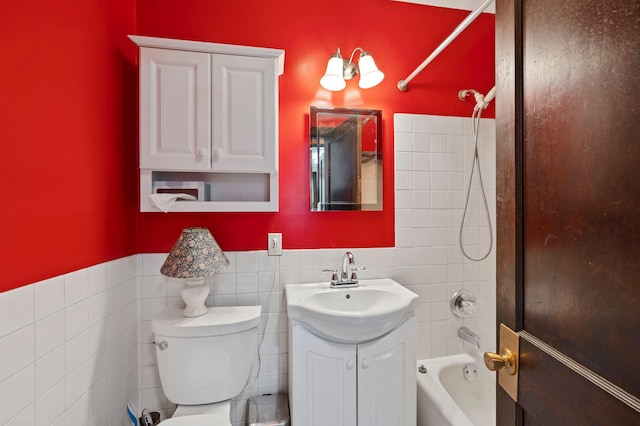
[159,414,230,426]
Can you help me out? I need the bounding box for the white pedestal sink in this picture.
[285,278,418,343]
[286,278,419,425]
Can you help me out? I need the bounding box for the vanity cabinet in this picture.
[130,35,284,212]
[288,316,416,426]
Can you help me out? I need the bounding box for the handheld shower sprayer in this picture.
[483,86,496,105]
[458,86,496,111]
[457,86,495,262]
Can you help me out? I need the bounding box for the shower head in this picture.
[458,89,479,100]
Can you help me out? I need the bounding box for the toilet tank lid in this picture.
[152,306,261,338]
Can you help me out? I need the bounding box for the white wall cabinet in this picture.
[139,47,211,171]
[130,35,284,212]
[211,54,277,172]
[289,316,416,426]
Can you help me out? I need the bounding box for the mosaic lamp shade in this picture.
[160,227,229,317]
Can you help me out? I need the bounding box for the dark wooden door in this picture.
[495,0,640,423]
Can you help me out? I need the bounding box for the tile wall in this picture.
[0,113,495,426]
[0,256,138,425]
[393,113,496,357]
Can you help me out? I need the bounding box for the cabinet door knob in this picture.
[213,148,223,157]
[361,358,370,369]
[197,148,207,157]
[346,360,355,370]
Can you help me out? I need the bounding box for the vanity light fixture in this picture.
[320,47,385,91]
[160,227,229,317]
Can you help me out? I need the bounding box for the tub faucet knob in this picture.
[450,289,477,318]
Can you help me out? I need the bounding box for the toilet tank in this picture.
[152,306,261,405]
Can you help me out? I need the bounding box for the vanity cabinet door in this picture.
[211,54,277,172]
[357,317,416,426]
[139,48,211,171]
[289,325,357,426]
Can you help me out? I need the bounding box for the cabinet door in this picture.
[357,317,416,426]
[140,48,211,171]
[211,54,277,171]
[290,325,357,426]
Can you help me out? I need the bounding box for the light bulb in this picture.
[358,53,384,89]
[320,53,346,91]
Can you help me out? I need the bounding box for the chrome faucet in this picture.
[458,326,481,350]
[323,251,365,288]
[341,251,355,283]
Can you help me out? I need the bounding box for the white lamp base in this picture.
[181,278,210,317]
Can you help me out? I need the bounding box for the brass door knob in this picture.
[484,348,517,375]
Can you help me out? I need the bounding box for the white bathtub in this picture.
[417,353,495,426]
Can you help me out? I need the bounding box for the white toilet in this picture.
[151,305,262,426]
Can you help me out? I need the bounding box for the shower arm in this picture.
[459,86,496,110]
[397,0,495,91]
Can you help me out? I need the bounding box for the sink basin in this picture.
[285,278,419,343]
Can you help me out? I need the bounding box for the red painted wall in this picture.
[0,1,138,291]
[0,0,494,292]
[135,0,495,253]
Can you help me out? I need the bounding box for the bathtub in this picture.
[417,353,495,426]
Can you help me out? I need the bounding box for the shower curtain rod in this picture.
[397,0,495,91]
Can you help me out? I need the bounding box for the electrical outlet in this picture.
[267,233,283,256]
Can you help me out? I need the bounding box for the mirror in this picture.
[310,107,382,211]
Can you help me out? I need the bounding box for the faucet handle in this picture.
[322,268,339,284]
[349,266,366,281]
[450,289,477,318]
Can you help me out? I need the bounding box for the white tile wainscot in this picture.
[0,256,138,426]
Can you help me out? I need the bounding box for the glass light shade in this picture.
[160,227,229,317]
[320,56,347,91]
[357,53,385,89]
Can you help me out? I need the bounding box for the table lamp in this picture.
[160,227,229,317]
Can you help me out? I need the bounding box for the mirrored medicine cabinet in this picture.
[309,107,382,211]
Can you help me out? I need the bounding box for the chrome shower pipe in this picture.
[397,0,495,91]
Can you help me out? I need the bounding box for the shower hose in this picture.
[458,106,494,261]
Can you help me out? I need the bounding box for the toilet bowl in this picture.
[151,306,261,425]
[160,401,230,426]
[160,413,228,426]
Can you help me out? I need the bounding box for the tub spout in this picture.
[458,326,481,350]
